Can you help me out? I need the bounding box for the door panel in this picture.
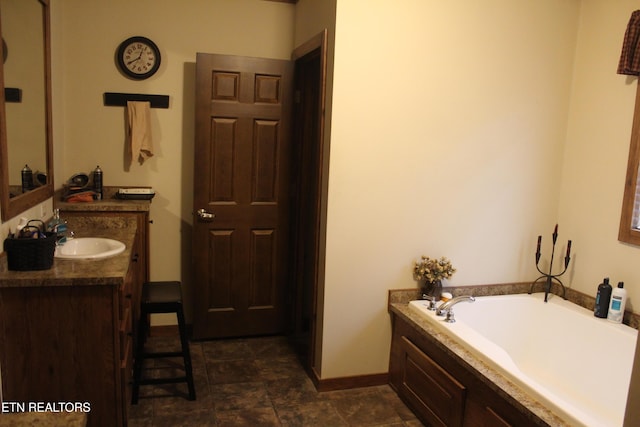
[193,53,293,339]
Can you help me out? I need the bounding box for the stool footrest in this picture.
[142,351,184,359]
[138,376,188,385]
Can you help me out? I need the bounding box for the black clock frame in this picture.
[116,36,161,80]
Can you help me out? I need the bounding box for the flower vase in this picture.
[422,279,442,301]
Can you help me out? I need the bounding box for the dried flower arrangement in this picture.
[413,256,456,283]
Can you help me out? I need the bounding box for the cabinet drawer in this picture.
[119,306,132,360]
[119,282,133,321]
[399,336,466,427]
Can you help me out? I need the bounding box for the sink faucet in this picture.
[436,296,475,323]
[51,224,73,245]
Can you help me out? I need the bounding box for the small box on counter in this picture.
[116,188,155,200]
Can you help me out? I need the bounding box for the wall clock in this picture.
[116,36,161,80]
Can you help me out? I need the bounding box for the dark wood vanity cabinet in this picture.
[0,260,141,426]
[389,314,543,427]
[0,223,144,427]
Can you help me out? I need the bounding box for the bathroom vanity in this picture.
[0,198,150,427]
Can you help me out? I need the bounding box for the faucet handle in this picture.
[422,294,438,311]
[444,309,456,323]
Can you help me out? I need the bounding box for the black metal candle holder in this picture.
[528,224,571,302]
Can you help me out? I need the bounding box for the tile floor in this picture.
[128,334,424,426]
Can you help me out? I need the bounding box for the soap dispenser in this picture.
[607,282,628,324]
[47,209,69,244]
[594,277,612,318]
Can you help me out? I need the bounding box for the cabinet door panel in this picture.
[400,336,466,427]
[482,406,515,427]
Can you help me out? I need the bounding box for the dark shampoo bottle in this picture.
[594,277,612,318]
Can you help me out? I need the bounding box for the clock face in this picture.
[117,36,161,80]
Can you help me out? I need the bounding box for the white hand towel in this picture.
[127,101,154,166]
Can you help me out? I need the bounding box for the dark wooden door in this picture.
[192,53,293,339]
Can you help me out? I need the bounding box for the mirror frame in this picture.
[0,0,53,222]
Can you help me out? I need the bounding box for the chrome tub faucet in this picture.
[436,295,475,323]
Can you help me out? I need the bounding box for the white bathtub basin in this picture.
[409,293,638,427]
[54,237,126,260]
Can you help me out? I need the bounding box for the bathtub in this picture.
[408,293,638,427]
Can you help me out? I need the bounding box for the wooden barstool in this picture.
[131,281,196,403]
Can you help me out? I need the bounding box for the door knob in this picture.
[196,208,215,221]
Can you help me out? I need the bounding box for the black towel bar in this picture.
[103,92,169,108]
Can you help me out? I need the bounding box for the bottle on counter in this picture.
[47,208,69,244]
[594,277,612,318]
[607,282,628,324]
[21,164,33,193]
[93,165,103,200]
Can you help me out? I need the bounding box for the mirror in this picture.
[0,0,53,221]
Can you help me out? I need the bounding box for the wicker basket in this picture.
[4,221,56,271]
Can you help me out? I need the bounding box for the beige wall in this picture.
[559,1,640,309]
[321,0,580,378]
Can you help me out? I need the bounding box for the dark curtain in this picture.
[618,10,640,76]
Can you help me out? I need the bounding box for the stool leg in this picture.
[131,308,148,404]
[176,304,196,400]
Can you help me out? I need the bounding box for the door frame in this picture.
[289,29,329,380]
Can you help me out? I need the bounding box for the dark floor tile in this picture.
[276,400,348,426]
[189,341,207,366]
[128,417,154,427]
[250,336,298,359]
[377,385,422,423]
[202,338,254,361]
[207,359,260,384]
[329,388,404,426]
[151,393,214,417]
[210,381,272,411]
[151,407,216,427]
[266,375,325,407]
[255,356,308,381]
[216,406,281,426]
[129,398,154,420]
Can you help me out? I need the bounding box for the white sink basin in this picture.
[54,237,126,260]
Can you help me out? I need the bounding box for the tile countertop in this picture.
[0,215,138,288]
[54,186,152,213]
[388,284,569,427]
[0,412,87,427]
